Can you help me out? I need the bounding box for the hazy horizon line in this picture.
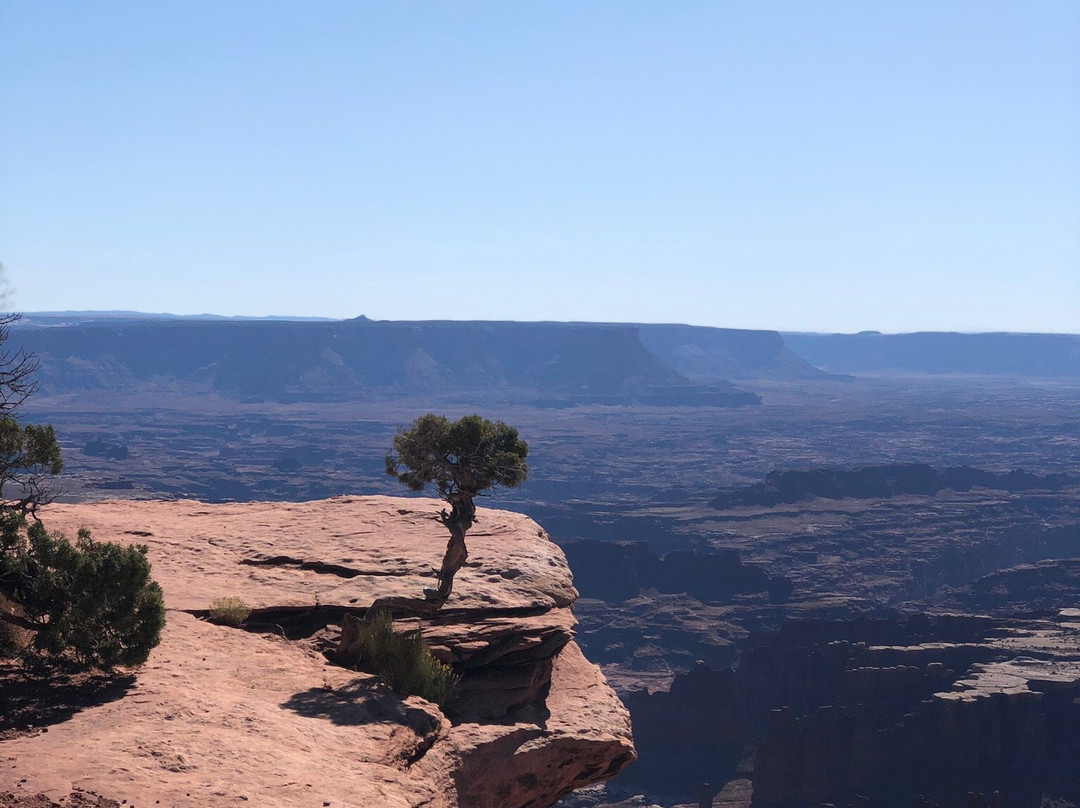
[13,310,1080,338]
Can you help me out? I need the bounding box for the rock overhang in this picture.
[1,496,633,808]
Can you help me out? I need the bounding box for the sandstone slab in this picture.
[37,496,577,613]
[0,497,634,808]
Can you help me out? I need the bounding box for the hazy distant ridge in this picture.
[784,331,1080,377]
[638,324,827,382]
[11,317,776,406]
[21,310,338,323]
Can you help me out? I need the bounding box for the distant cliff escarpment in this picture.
[10,316,784,406]
[637,324,828,383]
[784,331,1080,377]
[713,464,1071,509]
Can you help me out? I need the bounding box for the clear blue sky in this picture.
[1,2,1077,332]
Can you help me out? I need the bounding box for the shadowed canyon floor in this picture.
[0,497,634,808]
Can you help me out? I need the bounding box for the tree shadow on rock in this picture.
[0,660,136,740]
[281,678,443,737]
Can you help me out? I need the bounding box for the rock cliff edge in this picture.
[0,496,635,808]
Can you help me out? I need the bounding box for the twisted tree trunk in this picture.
[0,608,36,632]
[425,493,476,603]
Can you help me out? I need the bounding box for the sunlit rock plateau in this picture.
[0,497,634,808]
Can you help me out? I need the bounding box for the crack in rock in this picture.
[240,555,426,579]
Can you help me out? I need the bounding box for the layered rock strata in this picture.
[749,611,1080,808]
[562,540,793,605]
[0,497,634,808]
[618,611,1080,806]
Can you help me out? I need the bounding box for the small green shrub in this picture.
[0,514,166,670]
[357,610,458,710]
[207,596,252,626]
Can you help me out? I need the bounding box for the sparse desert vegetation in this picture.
[345,609,458,711]
[0,518,165,669]
[206,596,252,626]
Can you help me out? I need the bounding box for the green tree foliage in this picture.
[0,313,62,516]
[0,297,165,669]
[385,414,528,601]
[385,413,529,502]
[0,514,166,669]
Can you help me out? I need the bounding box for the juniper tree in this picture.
[0,311,62,517]
[385,414,528,602]
[0,301,164,669]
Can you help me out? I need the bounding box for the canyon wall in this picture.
[616,612,1080,807]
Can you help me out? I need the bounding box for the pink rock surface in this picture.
[1,497,634,808]
[37,496,577,613]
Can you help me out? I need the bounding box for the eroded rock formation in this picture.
[621,662,744,794]
[748,612,1080,808]
[562,540,792,605]
[712,465,1072,510]
[0,497,634,808]
[613,611,1080,807]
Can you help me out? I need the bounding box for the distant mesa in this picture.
[273,456,303,473]
[81,438,129,460]
[271,446,335,473]
[10,316,781,407]
[958,558,1080,613]
[637,324,829,383]
[784,331,1080,377]
[20,310,339,324]
[712,463,1071,509]
[937,465,1071,492]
